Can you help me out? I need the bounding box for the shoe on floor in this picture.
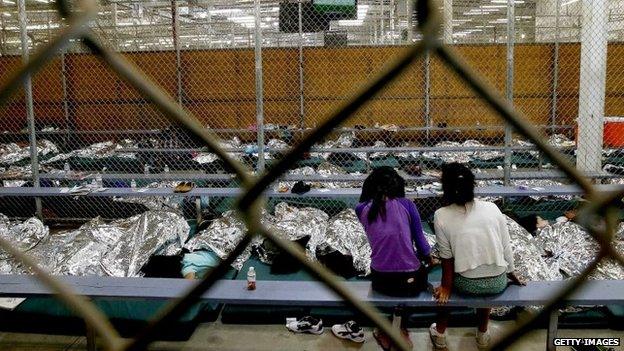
[374,328,413,351]
[476,329,491,349]
[429,323,447,349]
[331,321,365,343]
[286,316,324,335]
[373,328,391,350]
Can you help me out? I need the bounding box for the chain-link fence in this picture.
[0,0,624,349]
[1,0,623,222]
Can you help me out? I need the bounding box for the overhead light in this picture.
[210,8,243,15]
[562,0,579,6]
[2,0,15,4]
[491,0,525,3]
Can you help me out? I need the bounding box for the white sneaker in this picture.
[429,323,447,349]
[286,316,324,335]
[331,321,365,343]
[476,329,491,349]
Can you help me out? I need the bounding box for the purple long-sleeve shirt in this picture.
[355,198,431,272]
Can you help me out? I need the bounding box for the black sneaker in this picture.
[331,321,365,343]
[286,316,324,335]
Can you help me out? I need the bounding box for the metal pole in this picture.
[17,0,42,219]
[406,0,413,43]
[551,0,560,132]
[380,0,384,44]
[504,0,515,186]
[171,0,182,105]
[254,0,265,173]
[390,0,395,45]
[425,51,431,141]
[298,0,305,130]
[61,50,70,148]
[112,3,118,50]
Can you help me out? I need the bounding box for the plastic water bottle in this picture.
[144,164,150,174]
[95,173,103,188]
[247,266,256,291]
[63,162,70,173]
[164,164,170,173]
[130,179,137,189]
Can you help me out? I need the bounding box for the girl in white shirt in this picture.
[429,163,524,349]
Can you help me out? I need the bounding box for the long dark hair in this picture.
[360,167,405,222]
[441,162,475,206]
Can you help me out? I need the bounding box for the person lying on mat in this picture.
[326,166,432,349]
[181,250,220,280]
[429,162,525,350]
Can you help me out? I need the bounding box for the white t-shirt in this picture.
[434,200,515,279]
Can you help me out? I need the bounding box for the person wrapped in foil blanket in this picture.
[182,203,373,279]
[0,211,189,277]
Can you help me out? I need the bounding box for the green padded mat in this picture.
[370,156,400,169]
[606,305,624,330]
[0,297,216,340]
[559,308,610,329]
[0,265,237,339]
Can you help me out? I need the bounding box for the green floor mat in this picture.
[0,297,215,340]
[606,305,624,330]
[559,308,610,329]
[370,156,400,169]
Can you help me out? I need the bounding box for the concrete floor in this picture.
[0,321,621,351]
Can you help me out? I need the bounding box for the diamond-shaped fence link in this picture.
[0,0,623,350]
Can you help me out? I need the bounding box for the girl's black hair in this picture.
[441,162,475,206]
[360,166,405,222]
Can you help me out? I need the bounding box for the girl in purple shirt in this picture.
[356,166,432,296]
[331,167,432,349]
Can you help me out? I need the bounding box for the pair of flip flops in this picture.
[174,181,195,193]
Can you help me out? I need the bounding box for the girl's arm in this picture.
[435,258,455,304]
[404,200,432,262]
[434,211,454,304]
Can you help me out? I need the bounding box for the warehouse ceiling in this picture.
[0,0,620,54]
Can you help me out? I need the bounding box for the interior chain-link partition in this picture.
[1,0,624,350]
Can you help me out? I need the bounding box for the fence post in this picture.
[577,0,607,172]
[61,49,70,149]
[254,0,265,173]
[425,51,431,142]
[171,0,182,105]
[17,0,42,219]
[551,0,560,132]
[504,0,515,186]
[298,0,305,130]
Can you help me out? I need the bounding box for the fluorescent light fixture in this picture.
[562,0,579,6]
[2,0,15,4]
[491,0,525,3]
[210,8,243,15]
[337,19,363,25]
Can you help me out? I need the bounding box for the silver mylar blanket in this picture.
[317,209,371,276]
[0,211,188,277]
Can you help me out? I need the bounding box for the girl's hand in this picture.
[507,272,526,286]
[434,286,451,305]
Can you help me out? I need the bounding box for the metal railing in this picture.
[0,1,623,351]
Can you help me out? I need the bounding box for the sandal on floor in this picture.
[373,328,391,351]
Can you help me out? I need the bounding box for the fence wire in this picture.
[0,0,623,350]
